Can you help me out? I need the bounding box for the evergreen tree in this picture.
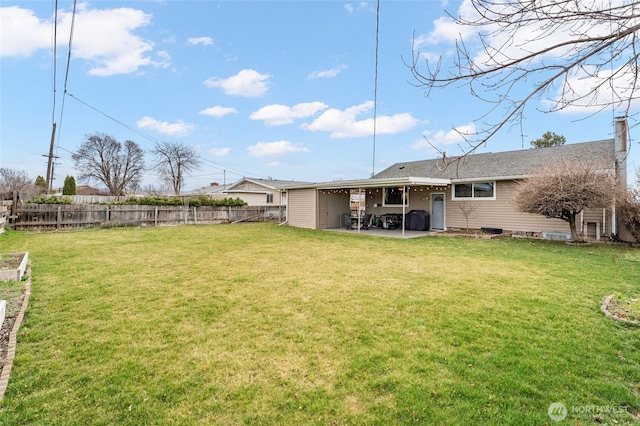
[62,175,76,195]
[34,175,47,193]
[530,131,566,149]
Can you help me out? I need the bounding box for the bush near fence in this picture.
[11,204,285,231]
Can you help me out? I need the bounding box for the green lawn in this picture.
[0,223,638,424]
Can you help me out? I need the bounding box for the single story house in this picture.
[223,178,311,207]
[184,177,312,208]
[285,118,628,240]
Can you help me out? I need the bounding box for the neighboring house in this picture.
[285,118,628,240]
[223,178,311,207]
[184,178,312,208]
[75,185,108,196]
[181,182,231,198]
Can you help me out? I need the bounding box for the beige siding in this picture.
[231,192,269,206]
[319,191,350,229]
[445,180,612,236]
[288,189,318,229]
[318,192,328,229]
[226,181,285,206]
[364,187,436,216]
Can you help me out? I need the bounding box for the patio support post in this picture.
[402,185,406,237]
[357,187,362,233]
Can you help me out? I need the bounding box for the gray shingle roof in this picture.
[373,140,616,181]
[246,178,313,189]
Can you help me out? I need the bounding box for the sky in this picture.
[1,0,638,191]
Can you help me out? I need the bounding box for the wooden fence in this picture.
[10,204,286,231]
[0,202,10,234]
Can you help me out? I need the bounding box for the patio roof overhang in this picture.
[286,176,451,190]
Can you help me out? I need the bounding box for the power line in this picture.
[66,93,162,144]
[371,0,380,178]
[63,95,264,182]
[51,0,58,124]
[55,0,78,148]
[46,0,78,193]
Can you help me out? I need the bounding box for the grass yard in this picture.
[0,223,638,424]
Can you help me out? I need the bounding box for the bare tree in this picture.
[0,168,37,199]
[514,157,617,241]
[457,200,479,234]
[151,141,201,195]
[72,133,145,196]
[409,1,640,154]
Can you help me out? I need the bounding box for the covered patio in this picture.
[285,177,451,235]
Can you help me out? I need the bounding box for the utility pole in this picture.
[45,123,57,194]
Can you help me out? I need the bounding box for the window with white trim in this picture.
[266,193,274,203]
[453,182,495,200]
[383,187,408,206]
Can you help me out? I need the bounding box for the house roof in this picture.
[284,177,451,190]
[181,184,232,196]
[226,177,313,192]
[374,139,616,182]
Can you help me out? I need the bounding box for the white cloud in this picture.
[203,69,271,97]
[0,5,169,75]
[415,4,479,48]
[303,101,418,138]
[543,64,640,114]
[187,36,214,46]
[344,3,373,13]
[209,147,231,156]
[136,116,195,137]
[420,0,623,68]
[266,161,281,167]
[199,106,238,117]
[247,141,309,157]
[0,6,50,57]
[250,102,328,126]
[413,122,478,149]
[308,65,348,80]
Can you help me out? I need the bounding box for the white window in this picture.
[383,187,408,206]
[453,182,495,200]
[266,193,274,203]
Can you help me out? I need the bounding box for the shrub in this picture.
[618,187,640,243]
[28,195,72,204]
[117,196,247,207]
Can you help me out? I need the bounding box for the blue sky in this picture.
[1,1,637,191]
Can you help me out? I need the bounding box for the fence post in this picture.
[56,205,62,229]
[154,205,158,227]
[193,206,197,225]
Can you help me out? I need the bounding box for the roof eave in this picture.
[285,177,451,190]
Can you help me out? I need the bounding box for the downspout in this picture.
[357,187,362,234]
[402,185,406,237]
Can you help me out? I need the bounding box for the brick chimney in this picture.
[614,116,628,187]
